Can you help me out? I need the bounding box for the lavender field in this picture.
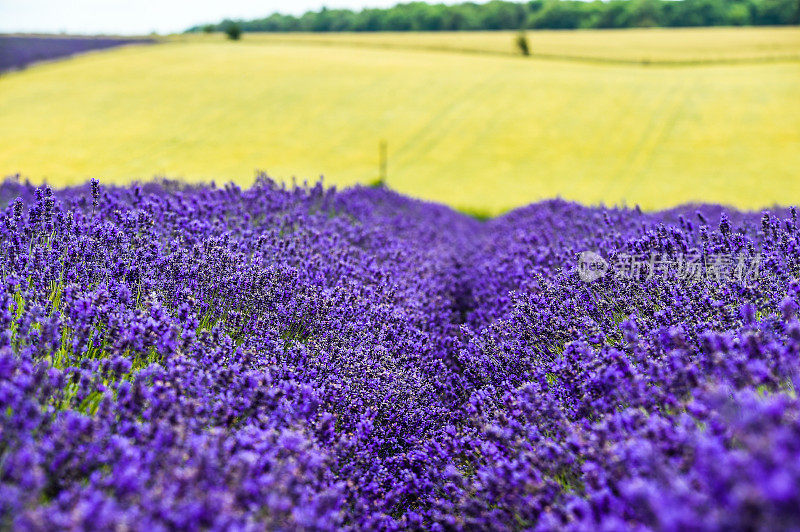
[1,177,799,529]
[0,36,152,72]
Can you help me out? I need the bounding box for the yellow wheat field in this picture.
[219,26,800,64]
[1,28,799,213]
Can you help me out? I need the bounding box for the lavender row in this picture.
[1,175,799,530]
[0,36,154,73]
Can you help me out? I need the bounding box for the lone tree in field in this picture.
[223,22,242,40]
[515,32,530,56]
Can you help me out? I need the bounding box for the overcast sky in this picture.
[0,0,455,35]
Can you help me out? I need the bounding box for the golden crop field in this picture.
[223,26,800,64]
[1,28,799,214]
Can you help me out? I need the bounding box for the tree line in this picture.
[189,0,798,34]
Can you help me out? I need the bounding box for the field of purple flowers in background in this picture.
[1,176,799,530]
[0,36,153,72]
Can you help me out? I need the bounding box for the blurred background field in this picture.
[0,34,154,72]
[207,26,800,63]
[1,27,799,214]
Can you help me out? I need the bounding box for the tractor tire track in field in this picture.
[622,79,693,200]
[247,36,800,68]
[388,75,499,173]
[607,78,689,201]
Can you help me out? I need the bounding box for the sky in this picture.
[0,0,456,35]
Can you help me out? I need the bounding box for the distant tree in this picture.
[202,24,215,34]
[384,10,413,30]
[628,0,665,26]
[184,0,800,34]
[726,2,753,24]
[515,31,531,55]
[593,0,632,28]
[754,0,797,23]
[223,21,242,40]
[354,9,383,31]
[666,0,728,26]
[529,1,588,29]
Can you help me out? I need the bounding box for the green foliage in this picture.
[461,208,493,222]
[727,2,754,24]
[223,21,242,40]
[515,31,531,55]
[187,0,799,33]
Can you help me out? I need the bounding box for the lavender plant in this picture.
[1,175,799,530]
[0,36,154,73]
